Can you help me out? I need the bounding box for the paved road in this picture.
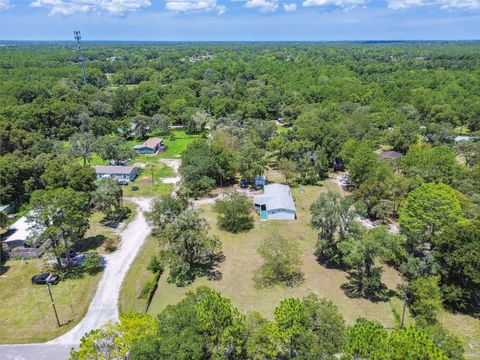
[1,198,152,360]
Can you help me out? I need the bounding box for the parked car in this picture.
[131,185,139,191]
[240,179,248,189]
[118,179,129,186]
[31,273,60,285]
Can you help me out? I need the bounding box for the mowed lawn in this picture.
[147,180,409,327]
[123,166,174,198]
[0,259,101,343]
[127,130,202,161]
[0,203,140,344]
[119,235,159,314]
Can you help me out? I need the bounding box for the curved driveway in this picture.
[1,198,152,360]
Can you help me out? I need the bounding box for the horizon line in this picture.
[1,39,480,43]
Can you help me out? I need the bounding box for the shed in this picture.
[94,165,138,182]
[253,184,296,221]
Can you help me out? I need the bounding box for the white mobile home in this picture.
[253,184,296,221]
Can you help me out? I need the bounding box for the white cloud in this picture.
[166,0,226,13]
[0,0,12,10]
[388,0,480,10]
[283,2,297,11]
[245,0,279,12]
[30,0,151,16]
[302,0,367,8]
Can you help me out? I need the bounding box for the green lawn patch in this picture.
[131,130,202,159]
[0,259,101,343]
[119,235,160,314]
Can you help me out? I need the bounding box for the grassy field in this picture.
[127,130,202,160]
[123,166,174,198]
[0,259,101,343]
[119,235,159,314]
[120,178,480,358]
[147,181,410,327]
[68,129,199,167]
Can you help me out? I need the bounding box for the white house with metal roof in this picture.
[253,184,296,221]
[3,215,33,248]
[94,165,138,182]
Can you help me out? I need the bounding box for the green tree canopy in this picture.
[399,182,463,251]
[213,190,254,233]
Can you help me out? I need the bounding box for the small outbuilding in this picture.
[133,137,166,154]
[94,165,138,182]
[253,184,296,221]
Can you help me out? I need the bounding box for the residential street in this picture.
[1,198,152,360]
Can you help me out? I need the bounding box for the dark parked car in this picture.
[131,185,139,191]
[240,179,248,189]
[118,179,129,186]
[31,273,61,285]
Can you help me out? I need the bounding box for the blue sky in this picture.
[0,0,479,40]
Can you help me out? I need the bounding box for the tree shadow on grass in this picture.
[203,252,225,281]
[0,263,10,276]
[340,279,396,303]
[315,253,348,271]
[170,251,225,287]
[77,235,107,252]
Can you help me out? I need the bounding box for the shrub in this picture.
[147,254,164,274]
[139,272,160,301]
[103,236,118,252]
[82,253,104,275]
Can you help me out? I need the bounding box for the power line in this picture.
[73,31,87,84]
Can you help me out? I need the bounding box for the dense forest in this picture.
[1,42,479,359]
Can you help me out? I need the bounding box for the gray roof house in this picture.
[94,165,138,182]
[253,184,296,221]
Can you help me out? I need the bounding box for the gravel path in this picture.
[1,198,152,360]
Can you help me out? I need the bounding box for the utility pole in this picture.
[73,31,87,84]
[46,282,61,327]
[151,164,155,187]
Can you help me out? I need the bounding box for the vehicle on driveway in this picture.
[240,179,248,188]
[31,273,61,285]
[118,179,129,186]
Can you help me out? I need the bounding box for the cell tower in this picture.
[73,31,87,84]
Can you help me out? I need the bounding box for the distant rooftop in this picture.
[379,150,404,159]
[454,135,477,143]
[143,137,163,148]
